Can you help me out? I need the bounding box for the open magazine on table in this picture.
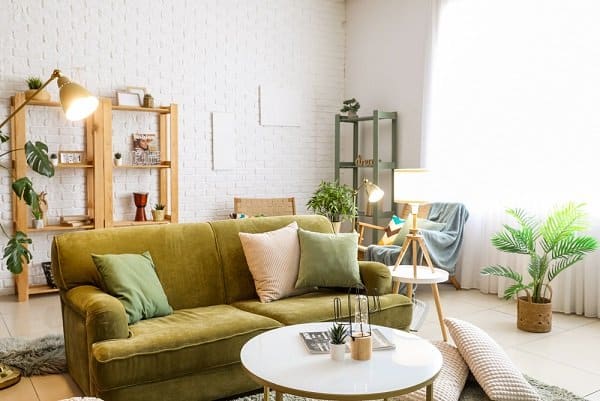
[299,328,395,354]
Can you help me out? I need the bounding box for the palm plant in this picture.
[481,203,598,303]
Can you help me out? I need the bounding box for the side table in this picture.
[390,265,449,342]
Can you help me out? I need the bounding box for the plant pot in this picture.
[51,158,58,166]
[32,219,44,229]
[152,209,165,222]
[347,110,357,118]
[114,158,122,167]
[517,296,552,333]
[330,343,345,361]
[25,89,51,102]
[332,221,342,233]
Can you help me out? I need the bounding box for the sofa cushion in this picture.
[92,251,172,324]
[239,222,304,303]
[232,291,413,330]
[53,223,225,310]
[295,229,362,289]
[91,304,281,392]
[209,215,334,304]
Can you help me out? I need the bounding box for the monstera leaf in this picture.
[2,231,32,274]
[12,177,40,211]
[25,141,54,177]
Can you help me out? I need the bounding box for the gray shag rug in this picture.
[0,334,66,376]
[229,376,588,401]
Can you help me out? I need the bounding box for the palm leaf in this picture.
[25,141,54,178]
[491,229,530,254]
[503,282,530,300]
[481,265,523,284]
[2,231,32,274]
[547,254,585,282]
[527,254,544,282]
[506,208,540,236]
[540,203,588,253]
[551,236,598,259]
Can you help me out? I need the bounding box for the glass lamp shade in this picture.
[393,169,432,204]
[57,76,99,121]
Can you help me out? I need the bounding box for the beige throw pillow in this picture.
[239,222,302,303]
[393,341,468,401]
[444,318,542,401]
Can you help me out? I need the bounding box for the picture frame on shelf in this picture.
[126,86,147,105]
[117,91,141,106]
[59,151,85,164]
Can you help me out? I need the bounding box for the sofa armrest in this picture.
[358,261,392,295]
[63,285,129,344]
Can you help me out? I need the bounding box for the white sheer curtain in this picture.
[423,0,600,316]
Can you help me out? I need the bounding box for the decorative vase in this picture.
[332,221,342,233]
[517,296,552,333]
[25,89,51,102]
[133,192,149,221]
[330,343,345,361]
[32,219,44,229]
[152,209,165,222]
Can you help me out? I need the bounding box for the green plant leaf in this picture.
[551,235,599,260]
[481,265,523,283]
[503,282,530,300]
[540,203,588,253]
[306,180,356,222]
[2,231,32,274]
[12,177,40,213]
[0,129,8,144]
[491,229,530,254]
[25,141,54,178]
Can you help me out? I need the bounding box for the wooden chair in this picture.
[233,197,296,217]
[358,203,461,290]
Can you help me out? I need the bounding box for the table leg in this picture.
[392,277,400,294]
[406,281,413,300]
[431,283,448,341]
[275,391,283,401]
[263,386,269,400]
[426,383,433,401]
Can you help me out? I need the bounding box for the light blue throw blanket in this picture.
[365,203,469,276]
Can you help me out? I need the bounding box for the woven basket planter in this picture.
[517,296,552,333]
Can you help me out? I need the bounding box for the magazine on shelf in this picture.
[299,328,395,354]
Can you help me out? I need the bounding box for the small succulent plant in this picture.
[114,152,122,159]
[50,153,57,159]
[154,203,165,210]
[340,98,360,113]
[328,323,348,345]
[26,76,43,90]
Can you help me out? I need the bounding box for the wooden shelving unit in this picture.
[10,92,104,301]
[99,98,178,228]
[8,94,179,301]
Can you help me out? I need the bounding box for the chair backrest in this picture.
[233,197,296,217]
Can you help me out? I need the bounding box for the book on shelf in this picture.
[60,215,92,227]
[299,328,395,354]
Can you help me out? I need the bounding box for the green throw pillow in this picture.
[295,229,362,289]
[392,217,446,246]
[92,251,173,324]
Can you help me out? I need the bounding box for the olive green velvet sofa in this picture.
[51,215,412,401]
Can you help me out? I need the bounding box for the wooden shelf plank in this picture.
[113,220,171,227]
[28,284,59,295]
[114,162,171,169]
[27,224,94,233]
[112,105,170,114]
[25,100,61,107]
[57,163,94,169]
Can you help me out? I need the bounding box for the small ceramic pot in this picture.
[330,343,345,361]
[25,89,51,102]
[51,158,58,166]
[32,219,44,229]
[114,158,123,167]
[152,209,165,222]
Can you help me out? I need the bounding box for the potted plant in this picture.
[31,205,44,229]
[152,203,166,222]
[328,323,347,361]
[25,76,51,101]
[340,98,360,118]
[307,180,357,233]
[50,153,58,166]
[114,152,122,167]
[481,203,598,333]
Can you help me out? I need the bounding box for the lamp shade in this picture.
[57,76,99,121]
[364,180,384,202]
[393,169,432,203]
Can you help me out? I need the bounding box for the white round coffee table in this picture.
[389,265,449,341]
[241,322,442,401]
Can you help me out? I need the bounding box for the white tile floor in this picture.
[1,287,599,401]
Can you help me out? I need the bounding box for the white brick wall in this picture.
[0,0,346,295]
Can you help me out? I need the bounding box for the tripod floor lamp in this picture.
[392,169,435,277]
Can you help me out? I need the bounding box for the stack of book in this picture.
[60,215,93,227]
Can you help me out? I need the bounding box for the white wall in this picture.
[0,0,346,294]
[344,0,433,168]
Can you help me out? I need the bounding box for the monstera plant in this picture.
[1,129,54,273]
